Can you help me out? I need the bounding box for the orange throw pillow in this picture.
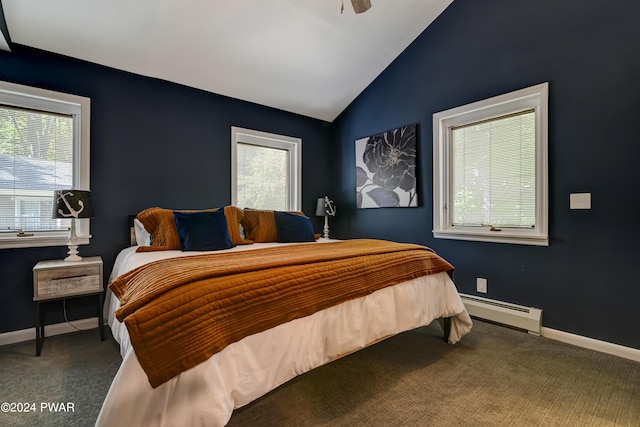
[241,209,306,243]
[136,206,252,252]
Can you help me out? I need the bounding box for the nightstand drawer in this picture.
[33,257,104,301]
[36,265,101,298]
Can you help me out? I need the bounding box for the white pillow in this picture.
[134,218,151,246]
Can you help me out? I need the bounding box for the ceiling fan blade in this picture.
[351,0,372,14]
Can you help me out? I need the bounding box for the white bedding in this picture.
[96,241,473,427]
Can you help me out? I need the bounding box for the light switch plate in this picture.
[477,278,487,293]
[570,193,591,210]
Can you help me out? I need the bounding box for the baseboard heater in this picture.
[459,293,542,336]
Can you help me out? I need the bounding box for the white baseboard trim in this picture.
[541,327,640,363]
[0,317,100,347]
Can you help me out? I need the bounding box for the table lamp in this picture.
[315,196,336,239]
[53,189,94,261]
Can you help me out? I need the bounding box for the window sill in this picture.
[0,234,91,250]
[433,230,548,246]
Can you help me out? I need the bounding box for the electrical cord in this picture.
[62,298,91,331]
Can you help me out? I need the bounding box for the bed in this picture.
[95,207,473,427]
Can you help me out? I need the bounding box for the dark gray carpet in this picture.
[227,321,640,427]
[0,328,120,427]
[1,320,638,426]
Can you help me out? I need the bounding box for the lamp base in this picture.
[64,243,83,262]
[64,218,83,262]
[323,215,330,239]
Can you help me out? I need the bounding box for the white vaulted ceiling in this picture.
[2,0,452,121]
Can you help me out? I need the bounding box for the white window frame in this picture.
[433,82,549,246]
[231,126,301,211]
[0,80,91,249]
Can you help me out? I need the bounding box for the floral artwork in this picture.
[355,124,418,208]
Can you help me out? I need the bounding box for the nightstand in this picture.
[33,256,104,356]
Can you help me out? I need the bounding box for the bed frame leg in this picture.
[442,317,451,342]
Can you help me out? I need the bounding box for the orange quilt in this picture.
[110,239,454,388]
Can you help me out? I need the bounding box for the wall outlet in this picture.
[477,278,488,293]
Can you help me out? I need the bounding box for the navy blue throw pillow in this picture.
[173,210,233,251]
[274,211,315,243]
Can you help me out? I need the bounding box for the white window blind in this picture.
[0,106,73,233]
[451,110,535,228]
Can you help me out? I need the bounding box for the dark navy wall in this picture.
[0,45,332,333]
[332,0,640,349]
[2,1,639,352]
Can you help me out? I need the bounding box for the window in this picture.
[231,127,301,211]
[433,82,548,246]
[0,80,90,249]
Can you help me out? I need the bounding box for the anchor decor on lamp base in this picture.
[53,190,94,262]
[315,196,336,239]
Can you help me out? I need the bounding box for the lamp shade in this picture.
[53,190,94,219]
[316,197,326,217]
[316,196,336,217]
